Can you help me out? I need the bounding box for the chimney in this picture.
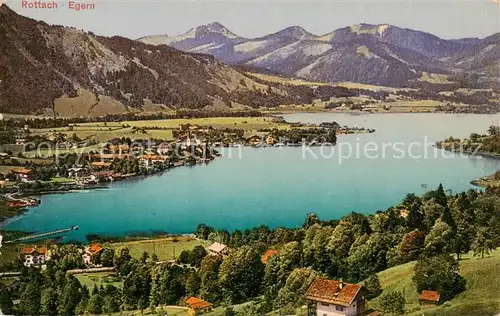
[339,278,344,290]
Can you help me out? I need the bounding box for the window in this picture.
[320,302,329,306]
[335,306,344,311]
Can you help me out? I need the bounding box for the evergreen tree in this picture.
[87,293,102,314]
[20,283,41,315]
[0,289,13,315]
[58,276,82,315]
[40,287,58,315]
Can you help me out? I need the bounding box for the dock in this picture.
[4,226,79,244]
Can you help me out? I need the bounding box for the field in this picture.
[75,272,123,289]
[112,306,189,316]
[27,117,291,146]
[371,248,500,316]
[108,236,210,261]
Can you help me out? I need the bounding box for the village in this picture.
[0,118,374,201]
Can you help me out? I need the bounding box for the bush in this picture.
[378,291,405,315]
[364,274,382,300]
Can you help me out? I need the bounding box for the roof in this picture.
[261,249,278,264]
[142,155,166,160]
[10,167,32,174]
[92,154,129,160]
[21,247,47,255]
[304,278,363,307]
[419,290,440,302]
[88,243,103,254]
[186,297,212,310]
[108,145,130,151]
[207,242,228,253]
[91,162,112,167]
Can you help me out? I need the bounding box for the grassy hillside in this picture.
[371,248,500,316]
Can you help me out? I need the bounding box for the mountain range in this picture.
[139,23,500,87]
[0,5,313,115]
[0,5,498,116]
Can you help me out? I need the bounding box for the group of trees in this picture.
[1,183,498,315]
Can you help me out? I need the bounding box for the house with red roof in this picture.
[261,249,278,264]
[186,297,213,315]
[419,290,440,307]
[304,278,366,316]
[83,243,104,266]
[21,247,49,268]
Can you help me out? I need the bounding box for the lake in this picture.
[5,113,500,241]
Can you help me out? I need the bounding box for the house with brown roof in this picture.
[21,247,50,268]
[83,243,104,266]
[10,167,34,182]
[186,297,213,315]
[419,290,440,307]
[91,161,112,169]
[261,249,278,264]
[207,242,228,256]
[304,278,366,316]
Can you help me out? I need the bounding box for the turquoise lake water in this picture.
[5,113,500,241]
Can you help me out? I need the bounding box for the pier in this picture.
[4,226,79,244]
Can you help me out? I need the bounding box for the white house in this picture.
[304,278,366,316]
[207,242,228,256]
[21,247,49,268]
[82,243,103,266]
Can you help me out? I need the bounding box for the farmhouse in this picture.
[207,242,228,256]
[186,297,213,315]
[419,290,440,307]
[304,278,366,316]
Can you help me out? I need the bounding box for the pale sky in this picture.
[5,0,500,40]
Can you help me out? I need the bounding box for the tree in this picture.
[406,202,424,230]
[412,255,466,301]
[199,255,222,303]
[123,264,151,310]
[303,212,321,229]
[186,271,201,297]
[40,287,58,315]
[275,267,318,309]
[178,250,190,264]
[87,293,102,314]
[378,291,405,315]
[195,224,214,240]
[363,274,382,300]
[100,248,115,267]
[396,230,425,263]
[58,276,82,315]
[219,246,264,303]
[102,285,122,314]
[348,233,392,281]
[189,245,208,267]
[471,227,494,259]
[424,219,453,255]
[114,246,132,276]
[0,289,13,315]
[20,283,41,315]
